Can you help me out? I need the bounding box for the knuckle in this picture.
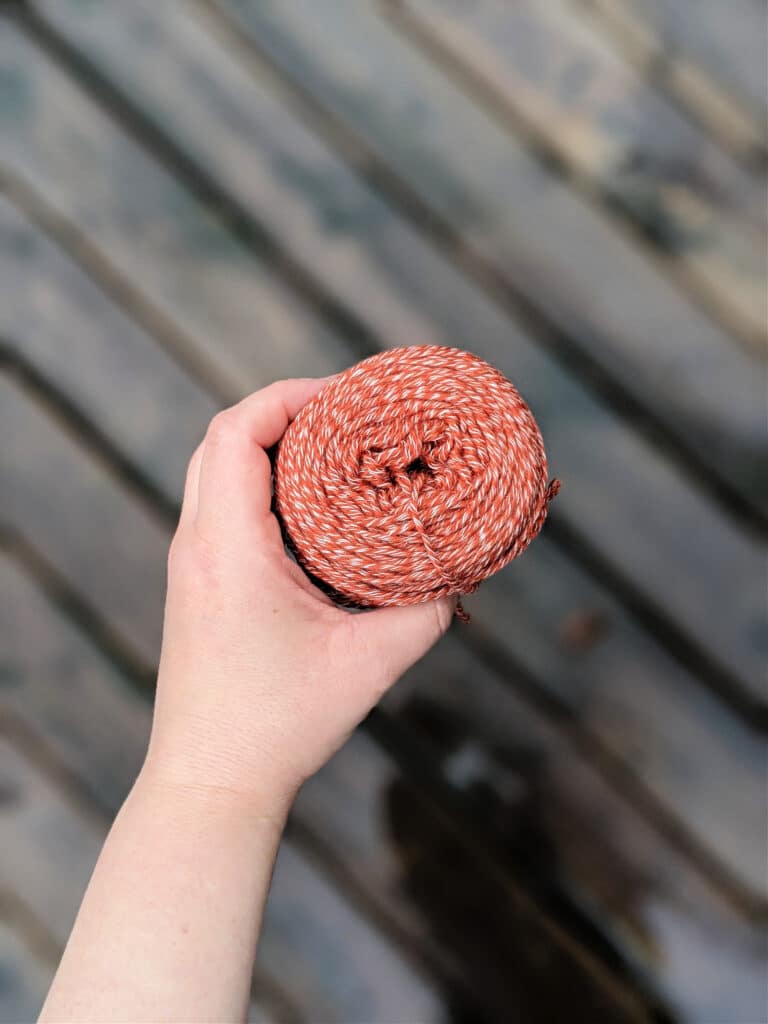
[432,596,455,637]
[166,531,186,575]
[167,527,217,586]
[206,410,238,445]
[184,443,202,483]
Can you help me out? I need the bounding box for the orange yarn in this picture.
[275,346,559,616]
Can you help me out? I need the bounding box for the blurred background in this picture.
[1,1,766,1021]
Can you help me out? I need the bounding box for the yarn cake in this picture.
[274,345,559,612]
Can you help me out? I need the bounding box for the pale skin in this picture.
[40,377,455,1024]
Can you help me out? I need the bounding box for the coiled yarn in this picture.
[275,346,559,613]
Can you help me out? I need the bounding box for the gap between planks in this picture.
[574,0,768,171]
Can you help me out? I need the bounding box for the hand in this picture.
[143,378,455,815]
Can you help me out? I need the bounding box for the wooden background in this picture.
[0,1,766,1021]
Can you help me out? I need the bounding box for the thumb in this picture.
[352,595,457,685]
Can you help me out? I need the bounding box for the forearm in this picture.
[39,770,288,1024]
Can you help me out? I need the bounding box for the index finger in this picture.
[195,377,330,539]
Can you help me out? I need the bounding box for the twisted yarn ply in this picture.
[275,346,559,614]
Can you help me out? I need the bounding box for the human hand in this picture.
[143,378,455,817]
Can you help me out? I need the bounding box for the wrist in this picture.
[137,743,297,833]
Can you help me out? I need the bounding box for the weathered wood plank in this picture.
[382,637,768,1024]
[1,377,168,669]
[0,195,218,503]
[0,561,452,1024]
[246,998,280,1024]
[255,839,446,1023]
[0,25,352,402]
[465,548,767,895]
[392,0,767,352]
[3,6,765,708]
[0,923,52,1024]
[0,738,106,951]
[578,0,768,166]
[1,376,169,671]
[605,0,768,117]
[307,688,767,1023]
[2,191,764,903]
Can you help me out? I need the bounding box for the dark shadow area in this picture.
[384,695,678,1024]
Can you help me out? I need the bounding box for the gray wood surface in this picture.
[578,0,768,165]
[0,922,52,1024]
[0,192,217,503]
[0,736,106,951]
[32,0,765,491]
[23,0,768,539]
[611,0,768,116]
[391,0,767,351]
[0,22,350,402]
[1,376,169,669]
[383,637,768,1024]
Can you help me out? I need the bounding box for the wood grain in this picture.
[0,922,52,1024]
[595,0,768,116]
[383,637,768,1024]
[0,21,352,401]
[1,376,169,667]
[391,0,767,351]
[578,0,768,166]
[0,192,217,503]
